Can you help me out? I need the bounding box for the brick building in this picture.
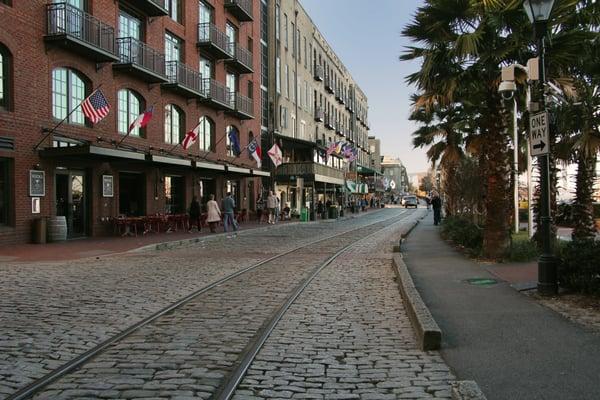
[0,0,267,244]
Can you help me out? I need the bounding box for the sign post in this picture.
[529,111,549,157]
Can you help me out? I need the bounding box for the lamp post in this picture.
[523,0,557,296]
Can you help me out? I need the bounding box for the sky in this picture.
[300,0,428,174]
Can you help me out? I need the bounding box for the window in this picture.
[291,22,295,57]
[226,22,237,55]
[275,3,280,41]
[0,44,11,110]
[165,32,182,62]
[0,158,10,225]
[297,29,300,62]
[279,105,287,129]
[198,116,214,152]
[226,125,239,157]
[283,14,288,48]
[199,1,213,24]
[291,114,296,137]
[118,89,143,136]
[199,57,213,80]
[119,10,142,39]
[303,37,307,68]
[275,56,281,94]
[52,68,86,124]
[166,0,182,24]
[164,104,184,144]
[247,81,253,99]
[284,64,289,98]
[248,131,254,159]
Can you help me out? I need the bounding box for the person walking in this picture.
[256,194,264,224]
[267,190,277,224]
[206,194,221,233]
[222,192,239,237]
[431,191,442,226]
[188,195,201,233]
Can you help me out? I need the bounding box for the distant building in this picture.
[381,156,408,193]
[368,136,381,173]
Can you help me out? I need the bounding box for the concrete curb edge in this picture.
[451,380,488,400]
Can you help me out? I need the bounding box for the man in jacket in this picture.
[222,192,239,237]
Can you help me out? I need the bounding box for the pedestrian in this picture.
[267,190,277,224]
[426,195,432,210]
[431,191,442,226]
[222,192,239,237]
[188,195,201,233]
[256,193,264,224]
[317,200,324,219]
[206,194,221,233]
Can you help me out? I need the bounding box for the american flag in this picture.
[81,89,110,124]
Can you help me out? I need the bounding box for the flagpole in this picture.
[34,85,103,150]
[117,103,154,148]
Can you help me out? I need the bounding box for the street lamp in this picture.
[523,0,557,296]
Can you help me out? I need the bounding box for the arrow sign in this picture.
[529,111,549,157]
[533,140,546,152]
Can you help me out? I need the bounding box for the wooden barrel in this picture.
[48,216,67,242]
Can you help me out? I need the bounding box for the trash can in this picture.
[300,207,308,222]
[32,217,47,244]
[328,205,338,219]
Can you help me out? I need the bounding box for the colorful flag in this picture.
[228,127,241,156]
[81,89,110,124]
[181,126,199,150]
[326,141,337,156]
[248,138,262,168]
[268,143,283,167]
[128,106,154,134]
[348,148,358,162]
[334,141,343,155]
[343,144,354,158]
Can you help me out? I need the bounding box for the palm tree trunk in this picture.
[572,152,597,240]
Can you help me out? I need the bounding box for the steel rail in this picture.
[213,214,415,400]
[7,210,409,400]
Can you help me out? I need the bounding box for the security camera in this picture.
[498,81,517,100]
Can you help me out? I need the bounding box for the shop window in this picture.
[117,88,144,137]
[164,104,184,144]
[198,116,214,152]
[165,175,184,214]
[0,158,10,225]
[52,67,88,124]
[0,44,12,110]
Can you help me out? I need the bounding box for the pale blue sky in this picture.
[300,0,428,173]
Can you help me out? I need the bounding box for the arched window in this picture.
[198,116,214,152]
[52,67,87,124]
[117,88,144,137]
[0,44,11,111]
[226,125,239,157]
[164,104,184,144]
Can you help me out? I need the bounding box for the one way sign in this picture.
[529,111,549,157]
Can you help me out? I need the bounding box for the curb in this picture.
[451,381,488,400]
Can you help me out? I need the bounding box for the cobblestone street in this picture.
[1,208,454,399]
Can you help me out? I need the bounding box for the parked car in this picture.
[403,195,418,208]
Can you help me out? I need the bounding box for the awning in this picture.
[346,181,369,194]
[195,160,226,171]
[150,155,192,167]
[315,174,344,185]
[227,166,251,174]
[39,144,146,161]
[252,169,271,177]
[357,165,378,176]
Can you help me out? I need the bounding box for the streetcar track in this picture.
[7,210,410,400]
[212,214,415,400]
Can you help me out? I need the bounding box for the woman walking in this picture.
[206,194,221,233]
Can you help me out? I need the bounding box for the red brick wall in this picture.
[0,0,262,245]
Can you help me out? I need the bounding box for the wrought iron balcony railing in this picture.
[324,75,334,94]
[45,3,117,62]
[224,0,253,22]
[201,78,233,110]
[226,92,254,120]
[225,42,253,74]
[197,23,233,59]
[314,64,324,82]
[115,37,167,82]
[164,61,204,99]
[275,162,345,183]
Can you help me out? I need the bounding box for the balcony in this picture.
[314,106,324,122]
[200,78,233,110]
[324,76,334,94]
[225,92,254,120]
[114,37,167,83]
[197,23,233,60]
[126,0,168,17]
[45,3,118,62]
[224,0,253,22]
[346,98,354,113]
[163,61,204,99]
[274,162,345,185]
[224,42,253,74]
[314,64,324,82]
[325,114,334,130]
